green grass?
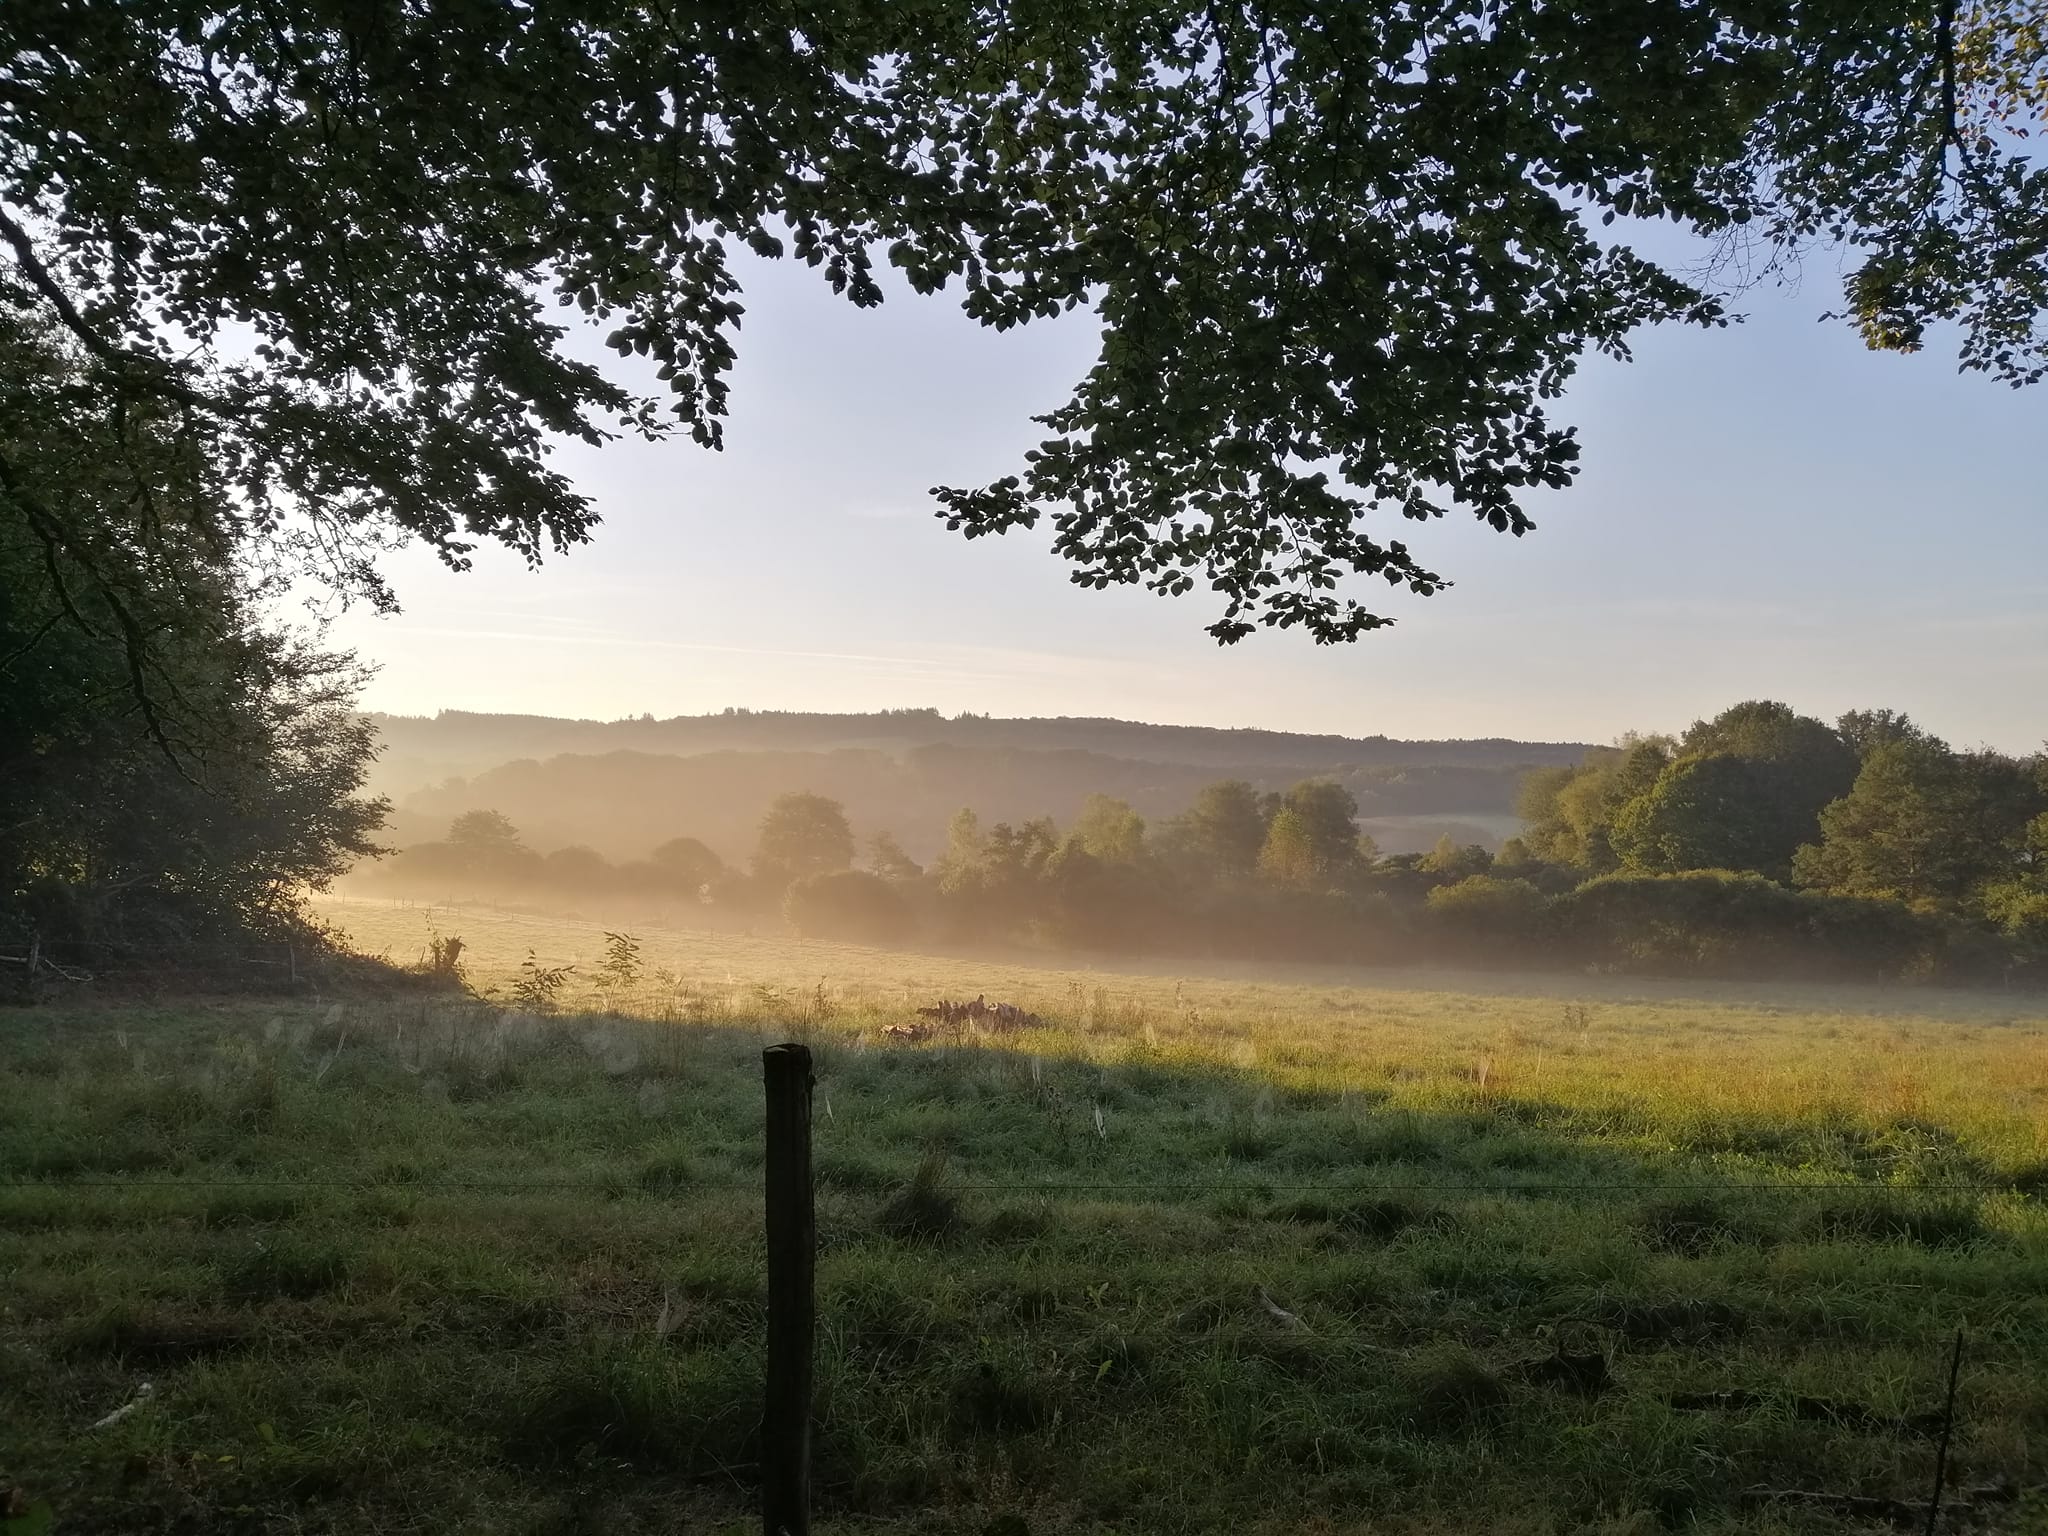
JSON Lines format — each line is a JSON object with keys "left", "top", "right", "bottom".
{"left": 1, "top": 897, "right": 2046, "bottom": 1533}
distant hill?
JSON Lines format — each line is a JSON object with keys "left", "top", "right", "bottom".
{"left": 369, "top": 710, "right": 1591, "bottom": 862}
{"left": 367, "top": 708, "right": 1588, "bottom": 798}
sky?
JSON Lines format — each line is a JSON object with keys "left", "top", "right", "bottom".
{"left": 328, "top": 236, "right": 2048, "bottom": 755}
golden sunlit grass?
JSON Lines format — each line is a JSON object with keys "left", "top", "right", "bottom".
{"left": 325, "top": 894, "right": 2048, "bottom": 1179}
{"left": 2, "top": 895, "right": 2044, "bottom": 1535}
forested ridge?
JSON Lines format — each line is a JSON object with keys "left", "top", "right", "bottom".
{"left": 365, "top": 708, "right": 1588, "bottom": 800}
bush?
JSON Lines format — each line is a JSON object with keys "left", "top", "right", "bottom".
{"left": 1557, "top": 869, "right": 1950, "bottom": 980}
{"left": 1423, "top": 875, "right": 1550, "bottom": 953}
{"left": 1181, "top": 885, "right": 1409, "bottom": 964}
{"left": 783, "top": 869, "right": 914, "bottom": 945}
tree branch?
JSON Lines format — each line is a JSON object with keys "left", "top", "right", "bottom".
{"left": 0, "top": 444, "right": 185, "bottom": 762}
{"left": 1938, "top": 0, "right": 1961, "bottom": 156}
{"left": 0, "top": 203, "right": 207, "bottom": 406}
{"left": 0, "top": 610, "right": 61, "bottom": 676}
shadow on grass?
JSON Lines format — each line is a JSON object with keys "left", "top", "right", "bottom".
{"left": 1, "top": 999, "right": 2042, "bottom": 1534}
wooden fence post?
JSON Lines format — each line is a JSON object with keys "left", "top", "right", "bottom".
{"left": 762, "top": 1043, "right": 815, "bottom": 1536}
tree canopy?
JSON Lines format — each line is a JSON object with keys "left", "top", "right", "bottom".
{"left": 0, "top": 317, "right": 385, "bottom": 966}
{"left": 4, "top": 0, "right": 2045, "bottom": 652}
{"left": 1793, "top": 737, "right": 2044, "bottom": 907}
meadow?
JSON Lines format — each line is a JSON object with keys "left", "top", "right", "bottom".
{"left": 3, "top": 896, "right": 2046, "bottom": 1535}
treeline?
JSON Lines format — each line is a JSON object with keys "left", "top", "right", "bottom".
{"left": 383, "top": 744, "right": 1532, "bottom": 864}
{"left": 1513, "top": 702, "right": 2045, "bottom": 942}
{"left": 358, "top": 700, "right": 2048, "bottom": 985}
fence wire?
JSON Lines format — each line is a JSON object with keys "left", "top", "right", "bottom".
{"left": 0, "top": 1173, "right": 2028, "bottom": 1197}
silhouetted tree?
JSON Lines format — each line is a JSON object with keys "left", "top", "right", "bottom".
{"left": 1, "top": 316, "right": 387, "bottom": 967}
{"left": 448, "top": 811, "right": 524, "bottom": 854}
{"left": 1168, "top": 779, "right": 1270, "bottom": 879}
{"left": 649, "top": 836, "right": 725, "bottom": 895}
{"left": 753, "top": 792, "right": 855, "bottom": 892}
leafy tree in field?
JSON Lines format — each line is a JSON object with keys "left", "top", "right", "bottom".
{"left": 1257, "top": 809, "right": 1321, "bottom": 888}
{"left": 1421, "top": 834, "right": 1494, "bottom": 880}
{"left": 1519, "top": 739, "right": 1672, "bottom": 871}
{"left": 985, "top": 820, "right": 1063, "bottom": 887}
{"left": 1071, "top": 795, "right": 1146, "bottom": 864}
{"left": 932, "top": 809, "right": 987, "bottom": 894}
{"left": 436, "top": 809, "right": 539, "bottom": 885}
{"left": 1679, "top": 701, "right": 1860, "bottom": 828}
{"left": 1680, "top": 701, "right": 1841, "bottom": 764}
{"left": 1516, "top": 766, "right": 1585, "bottom": 863}
{"left": 1494, "top": 836, "right": 1539, "bottom": 871}
{"left": 6, "top": 2, "right": 2046, "bottom": 663}
{"left": 863, "top": 831, "right": 924, "bottom": 884}
{"left": 649, "top": 836, "right": 725, "bottom": 895}
{"left": 448, "top": 812, "right": 524, "bottom": 855}
{"left": 1572, "top": 704, "right": 1858, "bottom": 881}
{"left": 1609, "top": 754, "right": 1794, "bottom": 876}
{"left": 1272, "top": 780, "right": 1370, "bottom": 883}
{"left": 1792, "top": 739, "right": 2045, "bottom": 907}
{"left": 936, "top": 816, "right": 1061, "bottom": 938}
{"left": 752, "top": 792, "right": 855, "bottom": 892}
{"left": 1981, "top": 801, "right": 2048, "bottom": 947}
{"left": 1167, "top": 780, "right": 1271, "bottom": 880}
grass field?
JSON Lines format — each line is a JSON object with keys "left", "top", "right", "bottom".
{"left": 4, "top": 896, "right": 2047, "bottom": 1534}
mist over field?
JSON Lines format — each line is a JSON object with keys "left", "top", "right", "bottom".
{"left": 343, "top": 700, "right": 2048, "bottom": 993}
{"left": 361, "top": 706, "right": 1571, "bottom": 864}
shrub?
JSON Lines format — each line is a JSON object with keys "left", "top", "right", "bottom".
{"left": 1557, "top": 869, "right": 1949, "bottom": 980}
{"left": 1423, "top": 875, "right": 1550, "bottom": 953}
{"left": 510, "top": 951, "right": 574, "bottom": 1011}
{"left": 783, "top": 869, "right": 914, "bottom": 945}
{"left": 419, "top": 930, "right": 467, "bottom": 986}
{"left": 594, "top": 930, "right": 642, "bottom": 997}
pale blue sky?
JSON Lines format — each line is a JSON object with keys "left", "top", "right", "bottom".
{"left": 331, "top": 240, "right": 2048, "bottom": 754}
